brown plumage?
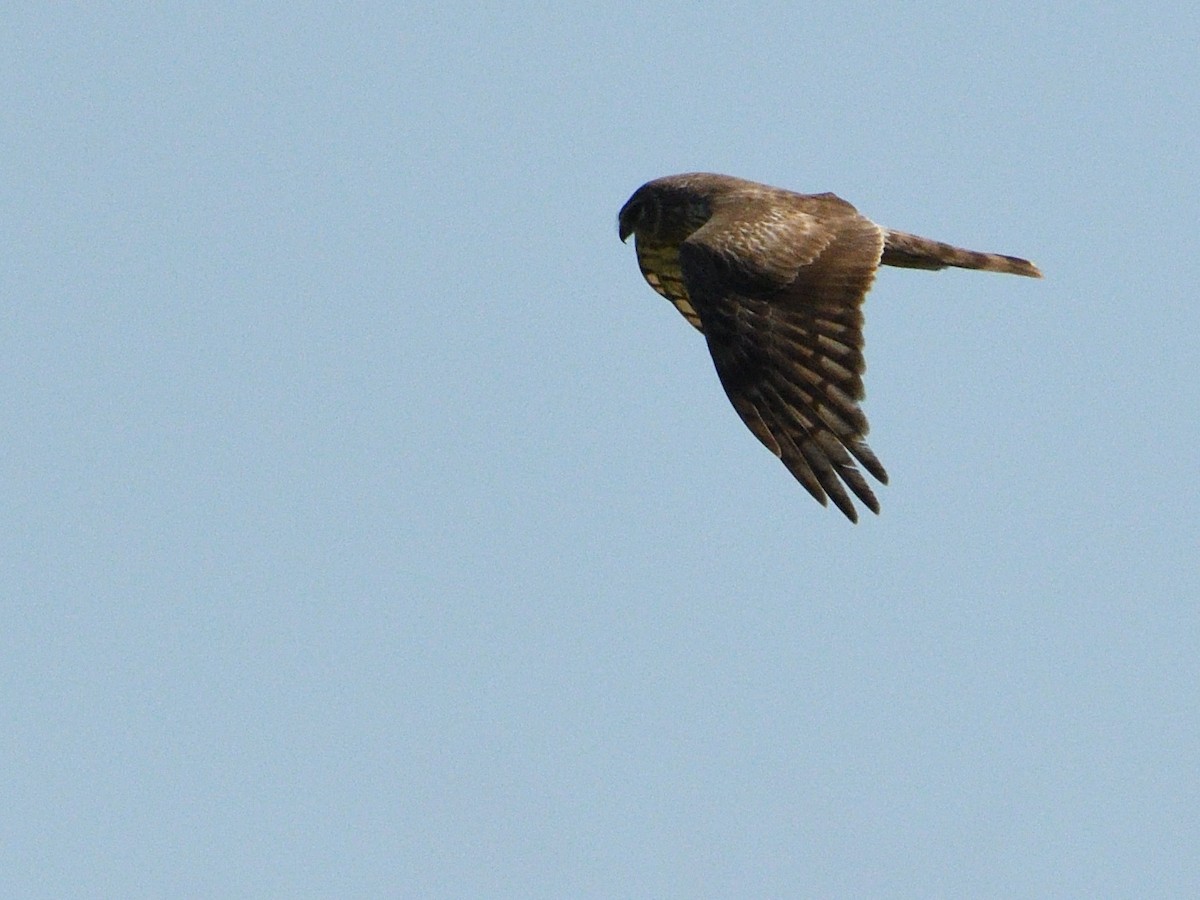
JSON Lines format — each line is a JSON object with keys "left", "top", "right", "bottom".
{"left": 617, "top": 172, "right": 1041, "bottom": 522}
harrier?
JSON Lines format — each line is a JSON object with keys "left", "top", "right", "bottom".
{"left": 618, "top": 172, "right": 1041, "bottom": 522}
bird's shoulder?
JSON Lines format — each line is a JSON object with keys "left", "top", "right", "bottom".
{"left": 681, "top": 189, "right": 862, "bottom": 289}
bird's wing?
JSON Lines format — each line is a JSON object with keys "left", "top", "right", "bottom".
{"left": 679, "top": 195, "right": 888, "bottom": 521}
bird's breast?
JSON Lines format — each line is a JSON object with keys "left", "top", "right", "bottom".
{"left": 635, "top": 238, "right": 704, "bottom": 331}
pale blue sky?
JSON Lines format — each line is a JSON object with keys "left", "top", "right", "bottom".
{"left": 3, "top": 3, "right": 1198, "bottom": 897}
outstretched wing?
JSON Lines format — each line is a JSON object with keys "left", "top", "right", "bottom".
{"left": 679, "top": 195, "right": 888, "bottom": 522}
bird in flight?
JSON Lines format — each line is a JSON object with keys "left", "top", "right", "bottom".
{"left": 618, "top": 172, "right": 1041, "bottom": 522}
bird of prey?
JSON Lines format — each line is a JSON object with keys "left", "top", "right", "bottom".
{"left": 617, "top": 172, "right": 1041, "bottom": 522}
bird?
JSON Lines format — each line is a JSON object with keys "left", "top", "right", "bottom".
{"left": 617, "top": 172, "right": 1041, "bottom": 522}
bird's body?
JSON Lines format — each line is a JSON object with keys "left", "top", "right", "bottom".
{"left": 617, "top": 172, "right": 1041, "bottom": 522}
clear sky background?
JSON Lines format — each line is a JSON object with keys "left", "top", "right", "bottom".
{"left": 3, "top": 3, "right": 1198, "bottom": 897}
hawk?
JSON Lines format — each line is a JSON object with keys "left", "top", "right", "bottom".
{"left": 618, "top": 172, "right": 1041, "bottom": 522}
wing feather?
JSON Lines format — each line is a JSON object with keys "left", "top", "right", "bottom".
{"left": 679, "top": 195, "right": 888, "bottom": 521}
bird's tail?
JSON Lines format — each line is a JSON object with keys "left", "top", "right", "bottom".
{"left": 881, "top": 229, "right": 1042, "bottom": 278}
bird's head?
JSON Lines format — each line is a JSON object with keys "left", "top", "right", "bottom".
{"left": 618, "top": 176, "right": 714, "bottom": 243}
{"left": 617, "top": 185, "right": 652, "bottom": 242}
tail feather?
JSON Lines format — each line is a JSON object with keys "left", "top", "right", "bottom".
{"left": 881, "top": 229, "right": 1042, "bottom": 278}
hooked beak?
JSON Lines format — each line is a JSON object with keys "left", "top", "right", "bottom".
{"left": 617, "top": 196, "right": 638, "bottom": 242}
